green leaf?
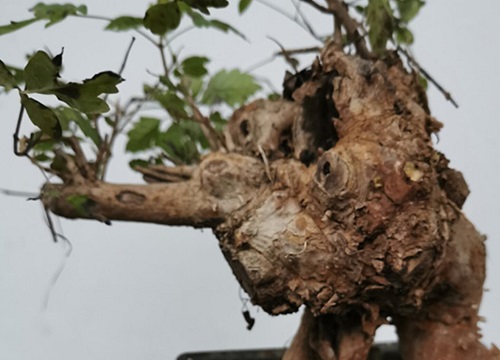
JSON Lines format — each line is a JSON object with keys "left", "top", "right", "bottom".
{"left": 30, "top": 3, "right": 87, "bottom": 27}
{"left": 0, "top": 19, "right": 39, "bottom": 36}
{"left": 129, "top": 159, "right": 150, "bottom": 170}
{"left": 181, "top": 0, "right": 229, "bottom": 15}
{"left": 208, "top": 19, "right": 246, "bottom": 39}
{"left": 54, "top": 107, "right": 101, "bottom": 145}
{"left": 157, "top": 122, "right": 203, "bottom": 164}
{"left": 50, "top": 152, "right": 68, "bottom": 173}
{"left": 20, "top": 94, "right": 62, "bottom": 139}
{"left": 78, "top": 71, "right": 123, "bottom": 95}
{"left": 189, "top": 76, "right": 204, "bottom": 98}
{"left": 418, "top": 74, "right": 428, "bottom": 90}
{"left": 0, "top": 60, "right": 17, "bottom": 90}
{"left": 395, "top": 25, "right": 414, "bottom": 44}
{"left": 33, "top": 138, "right": 58, "bottom": 152}
{"left": 181, "top": 56, "right": 209, "bottom": 77}
{"left": 34, "top": 153, "right": 52, "bottom": 162}
{"left": 209, "top": 111, "right": 227, "bottom": 132}
{"left": 202, "top": 69, "right": 260, "bottom": 106}
{"left": 126, "top": 117, "right": 161, "bottom": 152}
{"left": 105, "top": 16, "right": 143, "bottom": 31}
{"left": 143, "top": 3, "right": 181, "bottom": 35}
{"left": 0, "top": 3, "right": 87, "bottom": 36}
{"left": 179, "top": 2, "right": 246, "bottom": 39}
{"left": 24, "top": 50, "right": 61, "bottom": 91}
{"left": 395, "top": 0, "right": 425, "bottom": 23}
{"left": 154, "top": 91, "right": 189, "bottom": 120}
{"left": 238, "top": 0, "right": 252, "bottom": 14}
{"left": 354, "top": 5, "right": 365, "bottom": 15}
{"left": 49, "top": 71, "right": 123, "bottom": 114}
{"left": 3, "top": 65, "right": 24, "bottom": 91}
{"left": 366, "top": 0, "right": 394, "bottom": 56}
{"left": 24, "top": 51, "right": 122, "bottom": 113}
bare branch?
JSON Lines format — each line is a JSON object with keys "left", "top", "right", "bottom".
{"left": 42, "top": 181, "right": 223, "bottom": 228}
{"left": 301, "top": 0, "right": 372, "bottom": 58}
{"left": 135, "top": 164, "right": 194, "bottom": 183}
{"left": 291, "top": 0, "right": 320, "bottom": 39}
{"left": 186, "top": 95, "right": 226, "bottom": 151}
{"left": 0, "top": 188, "right": 39, "bottom": 198}
{"left": 13, "top": 105, "right": 28, "bottom": 156}
{"left": 255, "top": 0, "right": 323, "bottom": 41}
{"left": 118, "top": 37, "right": 136, "bottom": 77}
{"left": 398, "top": 47, "right": 459, "bottom": 108}
{"left": 64, "top": 136, "right": 96, "bottom": 181}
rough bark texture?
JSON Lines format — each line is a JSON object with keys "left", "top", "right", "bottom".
{"left": 42, "top": 44, "right": 498, "bottom": 359}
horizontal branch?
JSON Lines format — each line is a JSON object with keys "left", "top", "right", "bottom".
{"left": 41, "top": 181, "right": 223, "bottom": 228}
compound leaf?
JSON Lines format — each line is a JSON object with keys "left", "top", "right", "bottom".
{"left": 202, "top": 69, "right": 260, "bottom": 106}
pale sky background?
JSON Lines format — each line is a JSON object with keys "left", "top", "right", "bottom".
{"left": 0, "top": 1, "right": 499, "bottom": 359}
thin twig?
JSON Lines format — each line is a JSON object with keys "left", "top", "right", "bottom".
{"left": 65, "top": 136, "right": 95, "bottom": 180}
{"left": 0, "top": 188, "right": 39, "bottom": 198}
{"left": 255, "top": 0, "right": 323, "bottom": 42}
{"left": 118, "top": 37, "right": 136, "bottom": 76}
{"left": 99, "top": 97, "right": 149, "bottom": 180}
{"left": 44, "top": 205, "right": 59, "bottom": 243}
{"left": 244, "top": 46, "right": 321, "bottom": 73}
{"left": 333, "top": 13, "right": 343, "bottom": 47}
{"left": 135, "top": 165, "right": 193, "bottom": 183}
{"left": 27, "top": 155, "right": 52, "bottom": 181}
{"left": 169, "top": 26, "right": 196, "bottom": 43}
{"left": 301, "top": 0, "right": 332, "bottom": 13}
{"left": 277, "top": 46, "right": 322, "bottom": 56}
{"left": 268, "top": 37, "right": 299, "bottom": 73}
{"left": 398, "top": 47, "right": 459, "bottom": 108}
{"left": 244, "top": 56, "right": 277, "bottom": 73}
{"left": 301, "top": 0, "right": 372, "bottom": 58}
{"left": 148, "top": 164, "right": 195, "bottom": 178}
{"left": 13, "top": 105, "right": 27, "bottom": 156}
{"left": 40, "top": 215, "right": 73, "bottom": 310}
{"left": 158, "top": 38, "right": 170, "bottom": 77}
{"left": 257, "top": 144, "right": 273, "bottom": 182}
{"left": 290, "top": 0, "right": 320, "bottom": 39}
{"left": 74, "top": 14, "right": 157, "bottom": 46}
{"left": 186, "top": 95, "right": 226, "bottom": 151}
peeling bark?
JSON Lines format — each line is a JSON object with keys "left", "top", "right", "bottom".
{"left": 41, "top": 46, "right": 498, "bottom": 359}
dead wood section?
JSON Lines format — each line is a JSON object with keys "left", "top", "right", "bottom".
{"left": 41, "top": 45, "right": 499, "bottom": 360}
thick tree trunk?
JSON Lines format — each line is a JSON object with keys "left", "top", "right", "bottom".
{"left": 41, "top": 45, "right": 499, "bottom": 359}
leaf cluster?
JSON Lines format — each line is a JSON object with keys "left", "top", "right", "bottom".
{"left": 356, "top": 0, "right": 425, "bottom": 56}
{"left": 0, "top": 1, "right": 261, "bottom": 176}
{"left": 127, "top": 58, "right": 260, "bottom": 165}
{"left": 1, "top": 50, "right": 122, "bottom": 144}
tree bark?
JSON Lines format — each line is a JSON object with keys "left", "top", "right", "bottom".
{"left": 41, "top": 45, "right": 499, "bottom": 359}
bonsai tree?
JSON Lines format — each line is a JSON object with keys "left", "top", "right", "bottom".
{"left": 1, "top": 1, "right": 498, "bottom": 359}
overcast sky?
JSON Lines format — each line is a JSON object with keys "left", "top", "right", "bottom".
{"left": 1, "top": 1, "right": 499, "bottom": 359}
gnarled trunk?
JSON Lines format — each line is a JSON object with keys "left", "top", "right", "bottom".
{"left": 42, "top": 45, "right": 499, "bottom": 359}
